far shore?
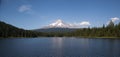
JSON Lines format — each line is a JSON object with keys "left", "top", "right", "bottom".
{"left": 0, "top": 36, "right": 120, "bottom": 39}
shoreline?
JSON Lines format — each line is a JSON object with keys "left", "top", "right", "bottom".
{"left": 0, "top": 36, "right": 120, "bottom": 39}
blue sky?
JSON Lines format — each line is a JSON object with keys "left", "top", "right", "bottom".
{"left": 0, "top": 0, "right": 120, "bottom": 30}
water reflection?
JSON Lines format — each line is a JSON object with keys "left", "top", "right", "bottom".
{"left": 52, "top": 37, "right": 63, "bottom": 57}
{"left": 78, "top": 38, "right": 90, "bottom": 56}
{"left": 0, "top": 38, "right": 120, "bottom": 57}
{"left": 104, "top": 39, "right": 120, "bottom": 57}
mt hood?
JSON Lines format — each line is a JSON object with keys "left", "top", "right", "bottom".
{"left": 45, "top": 19, "right": 72, "bottom": 28}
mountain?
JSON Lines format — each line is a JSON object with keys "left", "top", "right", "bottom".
{"left": 44, "top": 19, "right": 72, "bottom": 28}
{"left": 33, "top": 19, "right": 78, "bottom": 33}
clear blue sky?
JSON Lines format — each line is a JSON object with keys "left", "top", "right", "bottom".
{"left": 0, "top": 0, "right": 120, "bottom": 30}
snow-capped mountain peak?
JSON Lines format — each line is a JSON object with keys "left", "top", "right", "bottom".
{"left": 46, "top": 19, "right": 71, "bottom": 28}
{"left": 49, "top": 19, "right": 63, "bottom": 26}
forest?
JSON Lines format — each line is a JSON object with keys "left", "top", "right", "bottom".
{"left": 0, "top": 21, "right": 47, "bottom": 38}
{"left": 44, "top": 20, "right": 120, "bottom": 38}
{"left": 69, "top": 20, "right": 120, "bottom": 38}
{"left": 0, "top": 20, "right": 120, "bottom": 38}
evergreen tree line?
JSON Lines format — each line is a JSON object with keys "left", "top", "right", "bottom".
{"left": 0, "top": 20, "right": 120, "bottom": 38}
{"left": 45, "top": 20, "right": 120, "bottom": 38}
{"left": 64, "top": 20, "right": 120, "bottom": 38}
{"left": 0, "top": 21, "right": 47, "bottom": 38}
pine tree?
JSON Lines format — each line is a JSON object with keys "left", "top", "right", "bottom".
{"left": 107, "top": 20, "right": 114, "bottom": 28}
{"left": 102, "top": 24, "right": 105, "bottom": 28}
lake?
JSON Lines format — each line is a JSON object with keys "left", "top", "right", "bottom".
{"left": 0, "top": 37, "right": 120, "bottom": 57}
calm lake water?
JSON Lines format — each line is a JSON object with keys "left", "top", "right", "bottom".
{"left": 0, "top": 37, "right": 120, "bottom": 57}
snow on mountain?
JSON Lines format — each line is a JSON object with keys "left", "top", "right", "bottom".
{"left": 34, "top": 19, "right": 77, "bottom": 32}
{"left": 33, "top": 19, "right": 90, "bottom": 32}
{"left": 44, "top": 19, "right": 72, "bottom": 28}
